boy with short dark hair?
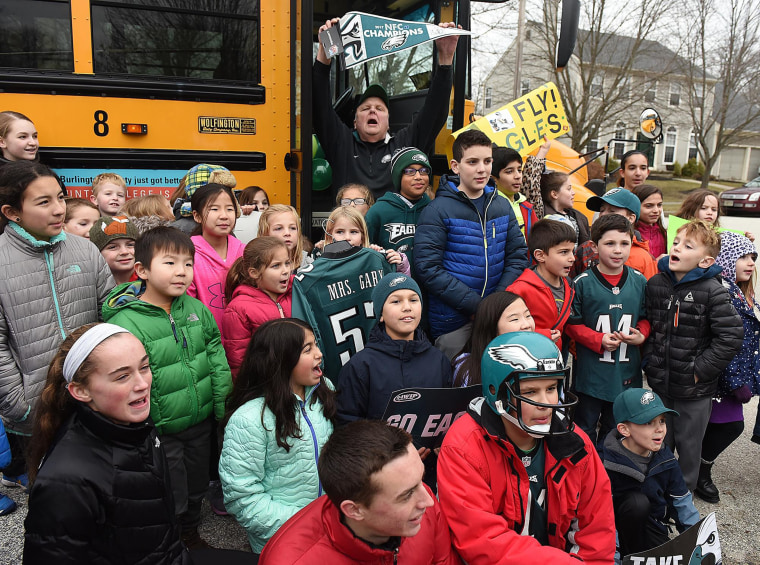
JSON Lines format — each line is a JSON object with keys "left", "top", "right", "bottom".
{"left": 90, "top": 172, "right": 127, "bottom": 217}
{"left": 437, "top": 332, "right": 615, "bottom": 563}
{"left": 492, "top": 147, "right": 538, "bottom": 239}
{"left": 103, "top": 226, "right": 232, "bottom": 549}
{"left": 573, "top": 188, "right": 658, "bottom": 279}
{"left": 365, "top": 147, "right": 432, "bottom": 273}
{"left": 414, "top": 130, "right": 528, "bottom": 357}
{"left": 601, "top": 388, "right": 699, "bottom": 556}
{"left": 507, "top": 218, "right": 576, "bottom": 349}
{"left": 565, "top": 214, "right": 650, "bottom": 444}
{"left": 337, "top": 273, "right": 452, "bottom": 423}
{"left": 645, "top": 220, "right": 743, "bottom": 491}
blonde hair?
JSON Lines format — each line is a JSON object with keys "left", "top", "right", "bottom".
{"left": 121, "top": 194, "right": 174, "bottom": 221}
{"left": 225, "top": 236, "right": 288, "bottom": 303}
{"left": 92, "top": 172, "right": 127, "bottom": 195}
{"left": 325, "top": 206, "right": 370, "bottom": 247}
{"left": 335, "top": 183, "right": 375, "bottom": 208}
{"left": 258, "top": 204, "right": 304, "bottom": 270}
{"left": 675, "top": 219, "right": 721, "bottom": 258}
{"left": 63, "top": 197, "right": 98, "bottom": 222}
{"left": 0, "top": 111, "right": 34, "bottom": 139}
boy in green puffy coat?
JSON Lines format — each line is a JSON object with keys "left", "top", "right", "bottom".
{"left": 103, "top": 226, "right": 232, "bottom": 550}
{"left": 365, "top": 147, "right": 432, "bottom": 276}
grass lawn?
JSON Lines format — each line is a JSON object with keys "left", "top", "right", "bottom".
{"left": 653, "top": 179, "right": 741, "bottom": 214}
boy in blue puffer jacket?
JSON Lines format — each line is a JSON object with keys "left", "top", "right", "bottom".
{"left": 414, "top": 130, "right": 528, "bottom": 358}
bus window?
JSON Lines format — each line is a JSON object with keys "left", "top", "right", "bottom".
{"left": 0, "top": 0, "right": 73, "bottom": 71}
{"left": 91, "top": 0, "right": 260, "bottom": 82}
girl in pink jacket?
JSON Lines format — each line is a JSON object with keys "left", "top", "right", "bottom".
{"left": 222, "top": 237, "right": 294, "bottom": 377}
{"left": 188, "top": 183, "right": 246, "bottom": 337}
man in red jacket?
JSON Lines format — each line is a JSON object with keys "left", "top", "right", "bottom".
{"left": 259, "top": 421, "right": 461, "bottom": 564}
{"left": 437, "top": 332, "right": 616, "bottom": 564}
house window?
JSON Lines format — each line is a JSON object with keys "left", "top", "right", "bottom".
{"left": 664, "top": 126, "right": 677, "bottom": 164}
{"left": 619, "top": 77, "right": 631, "bottom": 100}
{"left": 669, "top": 83, "right": 681, "bottom": 106}
{"left": 694, "top": 83, "right": 704, "bottom": 106}
{"left": 645, "top": 81, "right": 657, "bottom": 103}
{"left": 485, "top": 87, "right": 492, "bottom": 109}
{"left": 591, "top": 74, "right": 603, "bottom": 98}
{"left": 521, "top": 80, "right": 530, "bottom": 96}
{"left": 587, "top": 129, "right": 599, "bottom": 153}
{"left": 613, "top": 122, "right": 626, "bottom": 159}
{"left": 689, "top": 130, "right": 699, "bottom": 161}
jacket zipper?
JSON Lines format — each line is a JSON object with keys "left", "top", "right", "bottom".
{"left": 168, "top": 311, "right": 196, "bottom": 419}
{"left": 472, "top": 190, "right": 495, "bottom": 297}
{"left": 300, "top": 390, "right": 323, "bottom": 496}
{"left": 393, "top": 547, "right": 399, "bottom": 564}
{"left": 44, "top": 249, "right": 67, "bottom": 339}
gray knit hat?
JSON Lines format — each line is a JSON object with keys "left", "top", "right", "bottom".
{"left": 372, "top": 273, "right": 422, "bottom": 319}
{"left": 390, "top": 147, "right": 431, "bottom": 192}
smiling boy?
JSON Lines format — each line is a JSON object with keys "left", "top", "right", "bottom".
{"left": 89, "top": 215, "right": 139, "bottom": 285}
{"left": 600, "top": 388, "right": 699, "bottom": 556}
{"left": 437, "top": 332, "right": 615, "bottom": 564}
{"left": 103, "top": 226, "right": 232, "bottom": 549}
{"left": 415, "top": 130, "right": 528, "bottom": 355}
{"left": 90, "top": 173, "right": 127, "bottom": 217}
{"left": 565, "top": 214, "right": 650, "bottom": 445}
{"left": 644, "top": 219, "right": 743, "bottom": 491}
{"left": 508, "top": 218, "right": 577, "bottom": 350}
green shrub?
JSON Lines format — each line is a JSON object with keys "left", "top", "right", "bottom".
{"left": 682, "top": 158, "right": 698, "bottom": 178}
{"left": 672, "top": 161, "right": 682, "bottom": 177}
{"left": 606, "top": 157, "right": 620, "bottom": 174}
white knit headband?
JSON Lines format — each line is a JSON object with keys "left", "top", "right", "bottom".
{"left": 62, "top": 324, "right": 131, "bottom": 383}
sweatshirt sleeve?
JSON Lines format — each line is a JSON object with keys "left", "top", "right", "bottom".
{"left": 521, "top": 156, "right": 545, "bottom": 219}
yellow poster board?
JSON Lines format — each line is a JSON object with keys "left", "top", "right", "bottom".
{"left": 447, "top": 82, "right": 570, "bottom": 160}
{"left": 666, "top": 215, "right": 743, "bottom": 250}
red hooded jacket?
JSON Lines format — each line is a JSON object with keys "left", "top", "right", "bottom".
{"left": 437, "top": 399, "right": 616, "bottom": 565}
{"left": 259, "top": 488, "right": 462, "bottom": 565}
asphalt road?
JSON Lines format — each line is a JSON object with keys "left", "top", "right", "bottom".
{"left": 2, "top": 214, "right": 760, "bottom": 563}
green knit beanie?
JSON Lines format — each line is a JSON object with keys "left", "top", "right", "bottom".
{"left": 390, "top": 147, "right": 431, "bottom": 192}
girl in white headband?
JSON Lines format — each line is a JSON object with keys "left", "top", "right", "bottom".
{"left": 23, "top": 323, "right": 188, "bottom": 564}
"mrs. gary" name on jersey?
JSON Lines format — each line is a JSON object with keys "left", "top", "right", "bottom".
{"left": 326, "top": 269, "right": 385, "bottom": 301}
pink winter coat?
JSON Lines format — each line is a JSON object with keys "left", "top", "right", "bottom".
{"left": 188, "top": 235, "right": 245, "bottom": 338}
{"left": 221, "top": 277, "right": 294, "bottom": 378}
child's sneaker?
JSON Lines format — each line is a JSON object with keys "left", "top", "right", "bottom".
{"left": 0, "top": 494, "right": 17, "bottom": 516}
{"left": 1, "top": 473, "right": 29, "bottom": 492}
{"left": 207, "top": 480, "right": 228, "bottom": 516}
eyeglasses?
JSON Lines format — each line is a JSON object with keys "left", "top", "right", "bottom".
{"left": 340, "top": 198, "right": 367, "bottom": 206}
{"left": 402, "top": 167, "right": 431, "bottom": 177}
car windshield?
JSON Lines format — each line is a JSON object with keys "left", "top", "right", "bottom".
{"left": 746, "top": 176, "right": 760, "bottom": 188}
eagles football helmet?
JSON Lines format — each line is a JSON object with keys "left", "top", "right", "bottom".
{"left": 481, "top": 332, "right": 577, "bottom": 438}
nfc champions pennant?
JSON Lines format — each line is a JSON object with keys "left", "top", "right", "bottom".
{"left": 336, "top": 12, "right": 470, "bottom": 69}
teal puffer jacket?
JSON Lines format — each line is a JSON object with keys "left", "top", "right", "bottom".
{"left": 102, "top": 281, "right": 232, "bottom": 434}
{"left": 219, "top": 382, "right": 334, "bottom": 553}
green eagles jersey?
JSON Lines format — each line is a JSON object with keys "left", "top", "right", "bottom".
{"left": 292, "top": 246, "right": 394, "bottom": 382}
{"left": 569, "top": 266, "right": 647, "bottom": 401}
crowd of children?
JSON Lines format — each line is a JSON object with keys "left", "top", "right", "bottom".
{"left": 0, "top": 85, "right": 758, "bottom": 565}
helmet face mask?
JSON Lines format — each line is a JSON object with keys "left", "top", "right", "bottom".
{"left": 482, "top": 332, "right": 578, "bottom": 438}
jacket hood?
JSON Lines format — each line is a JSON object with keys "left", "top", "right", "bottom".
{"left": 374, "top": 190, "right": 431, "bottom": 212}
{"left": 103, "top": 280, "right": 148, "bottom": 320}
{"left": 466, "top": 396, "right": 586, "bottom": 461}
{"left": 657, "top": 255, "right": 723, "bottom": 285}
{"left": 365, "top": 323, "right": 433, "bottom": 359}
{"left": 716, "top": 231, "right": 757, "bottom": 283}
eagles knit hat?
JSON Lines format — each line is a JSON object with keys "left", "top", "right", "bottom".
{"left": 89, "top": 215, "right": 139, "bottom": 251}
{"left": 391, "top": 147, "right": 431, "bottom": 192}
{"left": 357, "top": 84, "right": 390, "bottom": 109}
{"left": 613, "top": 388, "right": 678, "bottom": 425}
{"left": 586, "top": 187, "right": 641, "bottom": 221}
{"left": 372, "top": 273, "right": 422, "bottom": 319}
{"left": 183, "top": 164, "right": 230, "bottom": 198}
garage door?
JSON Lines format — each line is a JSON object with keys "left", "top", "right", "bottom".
{"left": 748, "top": 148, "right": 760, "bottom": 182}
{"left": 719, "top": 148, "right": 747, "bottom": 180}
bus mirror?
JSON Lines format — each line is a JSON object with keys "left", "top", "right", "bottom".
{"left": 555, "top": 0, "right": 580, "bottom": 70}
{"left": 639, "top": 108, "right": 663, "bottom": 142}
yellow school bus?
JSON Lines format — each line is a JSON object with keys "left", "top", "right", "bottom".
{"left": 0, "top": 0, "right": 495, "bottom": 235}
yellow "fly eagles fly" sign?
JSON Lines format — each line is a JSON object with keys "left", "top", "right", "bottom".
{"left": 448, "top": 82, "right": 569, "bottom": 159}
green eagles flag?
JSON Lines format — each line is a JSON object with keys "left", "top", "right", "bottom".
{"left": 340, "top": 11, "right": 470, "bottom": 69}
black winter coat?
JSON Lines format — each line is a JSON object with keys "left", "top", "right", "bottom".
{"left": 24, "top": 405, "right": 189, "bottom": 565}
{"left": 643, "top": 258, "right": 743, "bottom": 399}
{"left": 336, "top": 324, "right": 453, "bottom": 424}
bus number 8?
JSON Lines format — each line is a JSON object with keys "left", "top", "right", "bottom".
{"left": 94, "top": 110, "right": 109, "bottom": 137}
